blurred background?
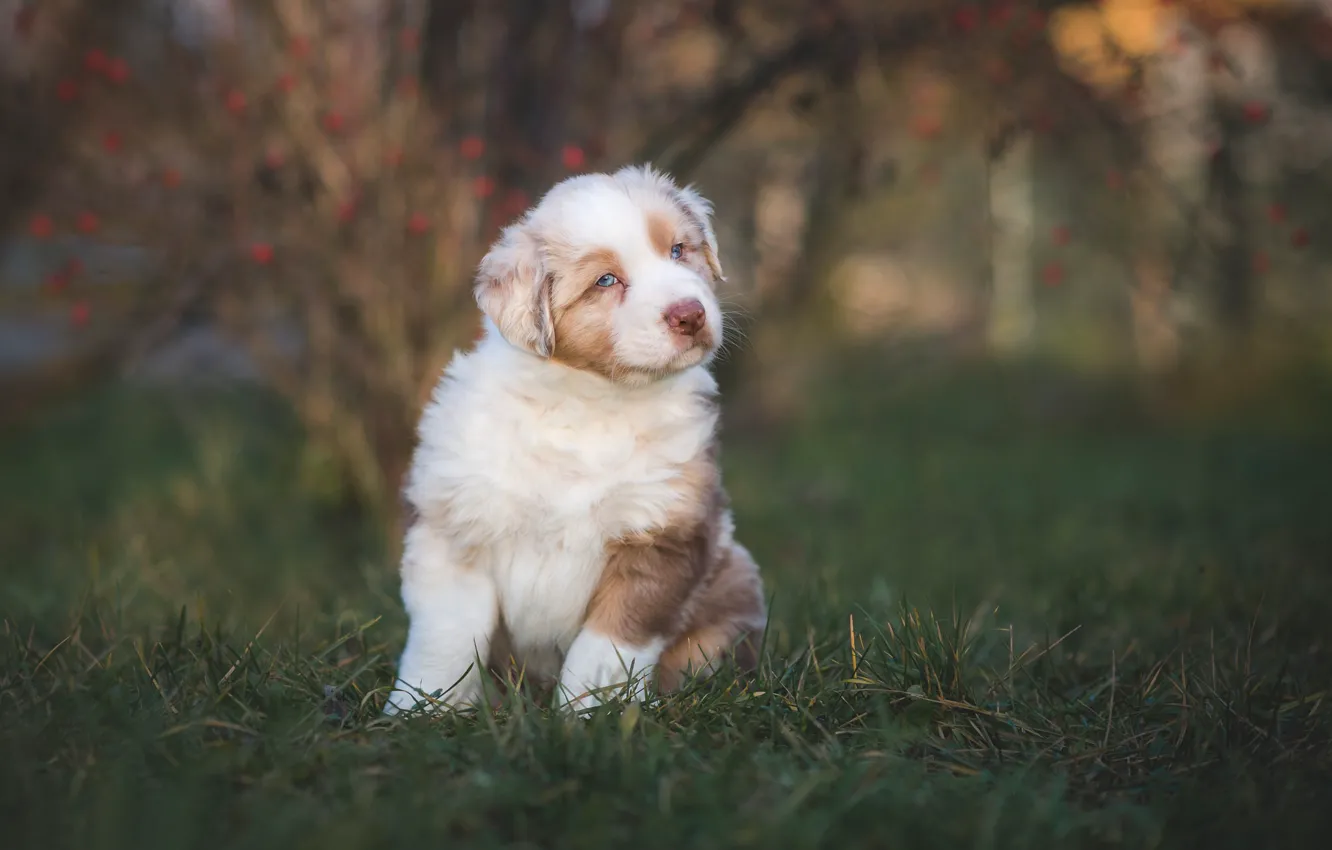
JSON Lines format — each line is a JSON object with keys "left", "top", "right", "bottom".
{"left": 3, "top": 0, "right": 1332, "bottom": 638}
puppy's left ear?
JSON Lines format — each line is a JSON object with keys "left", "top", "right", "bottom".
{"left": 474, "top": 222, "right": 555, "bottom": 356}
{"left": 674, "top": 185, "right": 725, "bottom": 285}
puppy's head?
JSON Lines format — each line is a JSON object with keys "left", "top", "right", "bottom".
{"left": 474, "top": 165, "right": 725, "bottom": 383}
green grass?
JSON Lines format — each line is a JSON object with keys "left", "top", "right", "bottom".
{"left": 3, "top": 349, "right": 1331, "bottom": 849}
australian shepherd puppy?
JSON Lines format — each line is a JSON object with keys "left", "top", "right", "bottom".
{"left": 384, "top": 165, "right": 767, "bottom": 715}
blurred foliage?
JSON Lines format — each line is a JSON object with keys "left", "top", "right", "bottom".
{"left": 2, "top": 0, "right": 1331, "bottom": 516}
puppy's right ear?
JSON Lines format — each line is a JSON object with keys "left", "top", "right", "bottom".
{"left": 674, "top": 183, "right": 726, "bottom": 286}
{"left": 474, "top": 223, "right": 555, "bottom": 356}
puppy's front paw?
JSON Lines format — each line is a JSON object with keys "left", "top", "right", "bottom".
{"left": 556, "top": 630, "right": 661, "bottom": 717}
{"left": 382, "top": 679, "right": 482, "bottom": 717}
{"left": 555, "top": 686, "right": 605, "bottom": 716}
{"left": 555, "top": 677, "right": 651, "bottom": 716}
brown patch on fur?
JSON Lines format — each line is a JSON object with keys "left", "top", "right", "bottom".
{"left": 585, "top": 445, "right": 721, "bottom": 644}
{"left": 657, "top": 542, "right": 765, "bottom": 691}
{"left": 647, "top": 210, "right": 677, "bottom": 257}
{"left": 582, "top": 434, "right": 766, "bottom": 686}
{"left": 587, "top": 519, "right": 713, "bottom": 645}
{"left": 699, "top": 244, "right": 725, "bottom": 288}
{"left": 647, "top": 200, "right": 721, "bottom": 289}
{"left": 670, "top": 191, "right": 725, "bottom": 287}
{"left": 547, "top": 247, "right": 624, "bottom": 378}
{"left": 549, "top": 247, "right": 625, "bottom": 308}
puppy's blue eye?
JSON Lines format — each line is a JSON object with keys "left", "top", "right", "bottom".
{"left": 670, "top": 243, "right": 684, "bottom": 260}
{"left": 596, "top": 273, "right": 618, "bottom": 288}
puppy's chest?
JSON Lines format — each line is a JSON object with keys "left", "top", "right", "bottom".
{"left": 453, "top": 412, "right": 703, "bottom": 655}
{"left": 460, "top": 414, "right": 701, "bottom": 541}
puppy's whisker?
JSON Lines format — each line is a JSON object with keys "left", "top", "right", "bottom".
{"left": 720, "top": 306, "right": 755, "bottom": 327}
{"left": 720, "top": 325, "right": 751, "bottom": 351}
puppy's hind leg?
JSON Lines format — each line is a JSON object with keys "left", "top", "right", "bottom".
{"left": 385, "top": 522, "right": 497, "bottom": 715}
{"left": 657, "top": 542, "right": 767, "bottom": 693}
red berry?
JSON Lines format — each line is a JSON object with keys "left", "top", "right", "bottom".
{"left": 910, "top": 115, "right": 942, "bottom": 139}
{"left": 56, "top": 79, "right": 79, "bottom": 102}
{"left": 951, "top": 6, "right": 979, "bottom": 33}
{"left": 384, "top": 147, "right": 403, "bottom": 167}
{"left": 277, "top": 74, "right": 296, "bottom": 93}
{"left": 225, "top": 89, "right": 246, "bottom": 114}
{"left": 472, "top": 175, "right": 495, "bottom": 199}
{"left": 407, "top": 212, "right": 431, "bottom": 234}
{"left": 322, "top": 112, "right": 345, "bottom": 133}
{"left": 84, "top": 49, "right": 108, "bottom": 73}
{"left": 1291, "top": 228, "right": 1310, "bottom": 249}
{"left": 250, "top": 243, "right": 274, "bottom": 265}
{"left": 106, "top": 57, "right": 129, "bottom": 84}
{"left": 44, "top": 271, "right": 69, "bottom": 294}
{"left": 1051, "top": 225, "right": 1071, "bottom": 246}
{"left": 400, "top": 28, "right": 420, "bottom": 50}
{"left": 459, "top": 136, "right": 484, "bottom": 160}
{"left": 76, "top": 212, "right": 99, "bottom": 234}
{"left": 1267, "top": 203, "right": 1287, "bottom": 224}
{"left": 289, "top": 37, "right": 310, "bottom": 60}
{"left": 397, "top": 76, "right": 418, "bottom": 97}
{"left": 561, "top": 144, "right": 585, "bottom": 170}
{"left": 162, "top": 168, "right": 182, "bottom": 188}
{"left": 337, "top": 200, "right": 357, "bottom": 223}
{"left": 1242, "top": 101, "right": 1269, "bottom": 125}
{"left": 101, "top": 131, "right": 122, "bottom": 153}
{"left": 69, "top": 301, "right": 91, "bottom": 328}
{"left": 1041, "top": 262, "right": 1064, "bottom": 287}
{"left": 988, "top": 3, "right": 1013, "bottom": 27}
{"left": 29, "top": 214, "right": 53, "bottom": 239}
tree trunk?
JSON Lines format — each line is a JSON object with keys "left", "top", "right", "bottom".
{"left": 985, "top": 128, "right": 1036, "bottom": 353}
{"left": 1130, "top": 15, "right": 1212, "bottom": 370}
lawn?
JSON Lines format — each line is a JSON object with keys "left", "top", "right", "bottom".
{"left": 3, "top": 345, "right": 1331, "bottom": 849}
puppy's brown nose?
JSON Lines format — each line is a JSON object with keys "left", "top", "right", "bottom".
{"left": 664, "top": 299, "right": 706, "bottom": 336}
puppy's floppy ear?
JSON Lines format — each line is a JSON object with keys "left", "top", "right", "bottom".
{"left": 474, "top": 222, "right": 555, "bottom": 356}
{"left": 674, "top": 184, "right": 725, "bottom": 285}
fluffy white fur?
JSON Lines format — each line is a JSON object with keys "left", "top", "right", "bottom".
{"left": 385, "top": 330, "right": 719, "bottom": 714}
{"left": 385, "top": 166, "right": 728, "bottom": 715}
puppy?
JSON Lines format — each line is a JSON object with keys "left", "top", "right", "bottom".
{"left": 384, "top": 165, "right": 766, "bottom": 715}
